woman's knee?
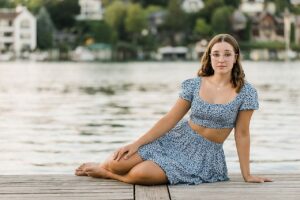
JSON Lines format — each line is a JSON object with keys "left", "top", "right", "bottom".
{"left": 107, "top": 153, "right": 143, "bottom": 174}
{"left": 128, "top": 161, "right": 168, "bottom": 185}
{"left": 107, "top": 159, "right": 127, "bottom": 174}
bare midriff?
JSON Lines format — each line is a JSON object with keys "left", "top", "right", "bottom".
{"left": 188, "top": 120, "right": 232, "bottom": 144}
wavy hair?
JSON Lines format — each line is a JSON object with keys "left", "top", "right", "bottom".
{"left": 198, "top": 34, "right": 245, "bottom": 93}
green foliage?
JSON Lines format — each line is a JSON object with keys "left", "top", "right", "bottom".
{"left": 37, "top": 7, "right": 55, "bottom": 49}
{"left": 164, "top": 0, "right": 187, "bottom": 31}
{"left": 240, "top": 41, "right": 285, "bottom": 50}
{"left": 26, "top": 0, "right": 44, "bottom": 14}
{"left": 0, "top": 0, "right": 13, "bottom": 7}
{"left": 240, "top": 18, "right": 251, "bottom": 41}
{"left": 291, "top": 43, "right": 300, "bottom": 52}
{"left": 204, "top": 0, "right": 225, "bottom": 10}
{"left": 193, "top": 18, "right": 211, "bottom": 37}
{"left": 8, "top": 0, "right": 44, "bottom": 13}
{"left": 223, "top": 0, "right": 240, "bottom": 8}
{"left": 125, "top": 4, "right": 147, "bottom": 34}
{"left": 77, "top": 20, "right": 115, "bottom": 44}
{"left": 104, "top": 1, "right": 127, "bottom": 30}
{"left": 211, "top": 6, "right": 234, "bottom": 34}
{"left": 291, "top": 22, "right": 295, "bottom": 43}
{"left": 132, "top": 0, "right": 169, "bottom": 7}
{"left": 290, "top": 5, "right": 300, "bottom": 14}
{"left": 274, "top": 0, "right": 291, "bottom": 14}
{"left": 0, "top": 0, "right": 45, "bottom": 13}
{"left": 201, "top": 0, "right": 225, "bottom": 22}
{"left": 45, "top": 0, "right": 80, "bottom": 29}
{"left": 144, "top": 5, "right": 164, "bottom": 16}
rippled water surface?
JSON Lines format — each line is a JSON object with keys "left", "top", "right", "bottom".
{"left": 0, "top": 61, "right": 299, "bottom": 174}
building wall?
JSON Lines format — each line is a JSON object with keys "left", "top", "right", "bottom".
{"left": 14, "top": 8, "right": 36, "bottom": 55}
{"left": 78, "top": 0, "right": 102, "bottom": 20}
{"left": 0, "top": 16, "right": 15, "bottom": 51}
{"left": 0, "top": 7, "right": 36, "bottom": 56}
{"left": 240, "top": 0, "right": 264, "bottom": 15}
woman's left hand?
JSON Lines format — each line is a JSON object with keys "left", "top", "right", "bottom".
{"left": 244, "top": 175, "right": 273, "bottom": 183}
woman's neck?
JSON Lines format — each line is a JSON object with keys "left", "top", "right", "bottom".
{"left": 208, "top": 74, "right": 231, "bottom": 87}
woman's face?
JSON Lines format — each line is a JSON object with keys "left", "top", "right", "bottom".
{"left": 210, "top": 42, "right": 237, "bottom": 75}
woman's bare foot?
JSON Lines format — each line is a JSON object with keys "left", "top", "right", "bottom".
{"left": 75, "top": 162, "right": 97, "bottom": 176}
{"left": 85, "top": 164, "right": 110, "bottom": 178}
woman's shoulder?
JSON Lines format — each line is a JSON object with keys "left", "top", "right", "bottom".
{"left": 239, "top": 81, "right": 259, "bottom": 104}
{"left": 181, "top": 76, "right": 200, "bottom": 86}
{"left": 242, "top": 81, "right": 258, "bottom": 94}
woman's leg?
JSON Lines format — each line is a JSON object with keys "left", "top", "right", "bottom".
{"left": 75, "top": 152, "right": 143, "bottom": 176}
{"left": 84, "top": 160, "right": 168, "bottom": 185}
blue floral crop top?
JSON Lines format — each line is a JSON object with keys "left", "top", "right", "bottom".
{"left": 179, "top": 77, "right": 259, "bottom": 129}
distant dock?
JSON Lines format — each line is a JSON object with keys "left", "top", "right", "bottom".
{"left": 0, "top": 174, "right": 299, "bottom": 200}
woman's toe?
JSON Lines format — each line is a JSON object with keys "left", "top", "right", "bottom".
{"left": 75, "top": 169, "right": 87, "bottom": 176}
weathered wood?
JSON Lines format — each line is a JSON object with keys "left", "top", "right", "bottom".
{"left": 135, "top": 185, "right": 170, "bottom": 200}
{"left": 0, "top": 174, "right": 299, "bottom": 200}
{"left": 0, "top": 175, "right": 133, "bottom": 200}
{"left": 168, "top": 174, "right": 300, "bottom": 200}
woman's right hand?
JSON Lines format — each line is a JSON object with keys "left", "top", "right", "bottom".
{"left": 113, "top": 143, "right": 140, "bottom": 161}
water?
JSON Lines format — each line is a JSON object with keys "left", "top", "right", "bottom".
{"left": 0, "top": 61, "right": 299, "bottom": 175}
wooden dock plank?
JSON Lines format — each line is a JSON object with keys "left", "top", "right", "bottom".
{"left": 0, "top": 174, "right": 299, "bottom": 200}
{"left": 0, "top": 175, "right": 133, "bottom": 200}
{"left": 135, "top": 185, "right": 170, "bottom": 200}
{"left": 169, "top": 174, "right": 300, "bottom": 200}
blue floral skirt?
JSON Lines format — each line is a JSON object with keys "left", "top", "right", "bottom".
{"left": 138, "top": 119, "right": 229, "bottom": 185}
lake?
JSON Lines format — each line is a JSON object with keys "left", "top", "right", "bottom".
{"left": 0, "top": 61, "right": 299, "bottom": 174}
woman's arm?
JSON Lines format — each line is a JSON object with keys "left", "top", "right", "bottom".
{"left": 114, "top": 98, "right": 191, "bottom": 160}
{"left": 235, "top": 110, "right": 272, "bottom": 183}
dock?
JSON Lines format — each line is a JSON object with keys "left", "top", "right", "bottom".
{"left": 0, "top": 174, "right": 299, "bottom": 200}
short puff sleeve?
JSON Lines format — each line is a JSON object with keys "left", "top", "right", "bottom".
{"left": 239, "top": 84, "right": 259, "bottom": 110}
{"left": 179, "top": 78, "right": 196, "bottom": 102}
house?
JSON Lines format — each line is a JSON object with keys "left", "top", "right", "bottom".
{"left": 71, "top": 43, "right": 112, "bottom": 61}
{"left": 232, "top": 10, "right": 247, "bottom": 32}
{"left": 240, "top": 0, "right": 264, "bottom": 15}
{"left": 77, "top": 0, "right": 103, "bottom": 20}
{"left": 250, "top": 11, "right": 284, "bottom": 42}
{"left": 148, "top": 11, "right": 167, "bottom": 35}
{"left": 0, "top": 6, "right": 36, "bottom": 57}
{"left": 181, "top": 0, "right": 204, "bottom": 13}
{"left": 156, "top": 46, "right": 188, "bottom": 60}
{"left": 291, "top": 0, "right": 300, "bottom": 5}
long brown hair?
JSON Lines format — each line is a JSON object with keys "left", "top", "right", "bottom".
{"left": 198, "top": 34, "right": 245, "bottom": 92}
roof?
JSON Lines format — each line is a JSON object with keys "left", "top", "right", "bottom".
{"left": 0, "top": 11, "right": 20, "bottom": 20}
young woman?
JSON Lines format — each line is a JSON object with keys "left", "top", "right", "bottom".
{"left": 75, "top": 34, "right": 272, "bottom": 185}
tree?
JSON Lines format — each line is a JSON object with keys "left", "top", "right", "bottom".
{"left": 104, "top": 1, "right": 127, "bottom": 40}
{"left": 11, "top": 0, "right": 44, "bottom": 14}
{"left": 165, "top": 0, "right": 186, "bottom": 31}
{"left": 0, "top": 0, "right": 13, "bottom": 7}
{"left": 37, "top": 7, "right": 55, "bottom": 49}
{"left": 224, "top": 0, "right": 241, "bottom": 8}
{"left": 104, "top": 1, "right": 127, "bottom": 30}
{"left": 132, "top": 0, "right": 169, "bottom": 7}
{"left": 144, "top": 5, "right": 163, "bottom": 16}
{"left": 211, "top": 6, "right": 234, "bottom": 34}
{"left": 45, "top": 0, "right": 80, "bottom": 29}
{"left": 271, "top": 0, "right": 291, "bottom": 14}
{"left": 194, "top": 18, "right": 212, "bottom": 37}
{"left": 202, "top": 0, "right": 225, "bottom": 22}
{"left": 76, "top": 20, "right": 115, "bottom": 44}
{"left": 163, "top": 0, "right": 187, "bottom": 45}
{"left": 125, "top": 4, "right": 147, "bottom": 39}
